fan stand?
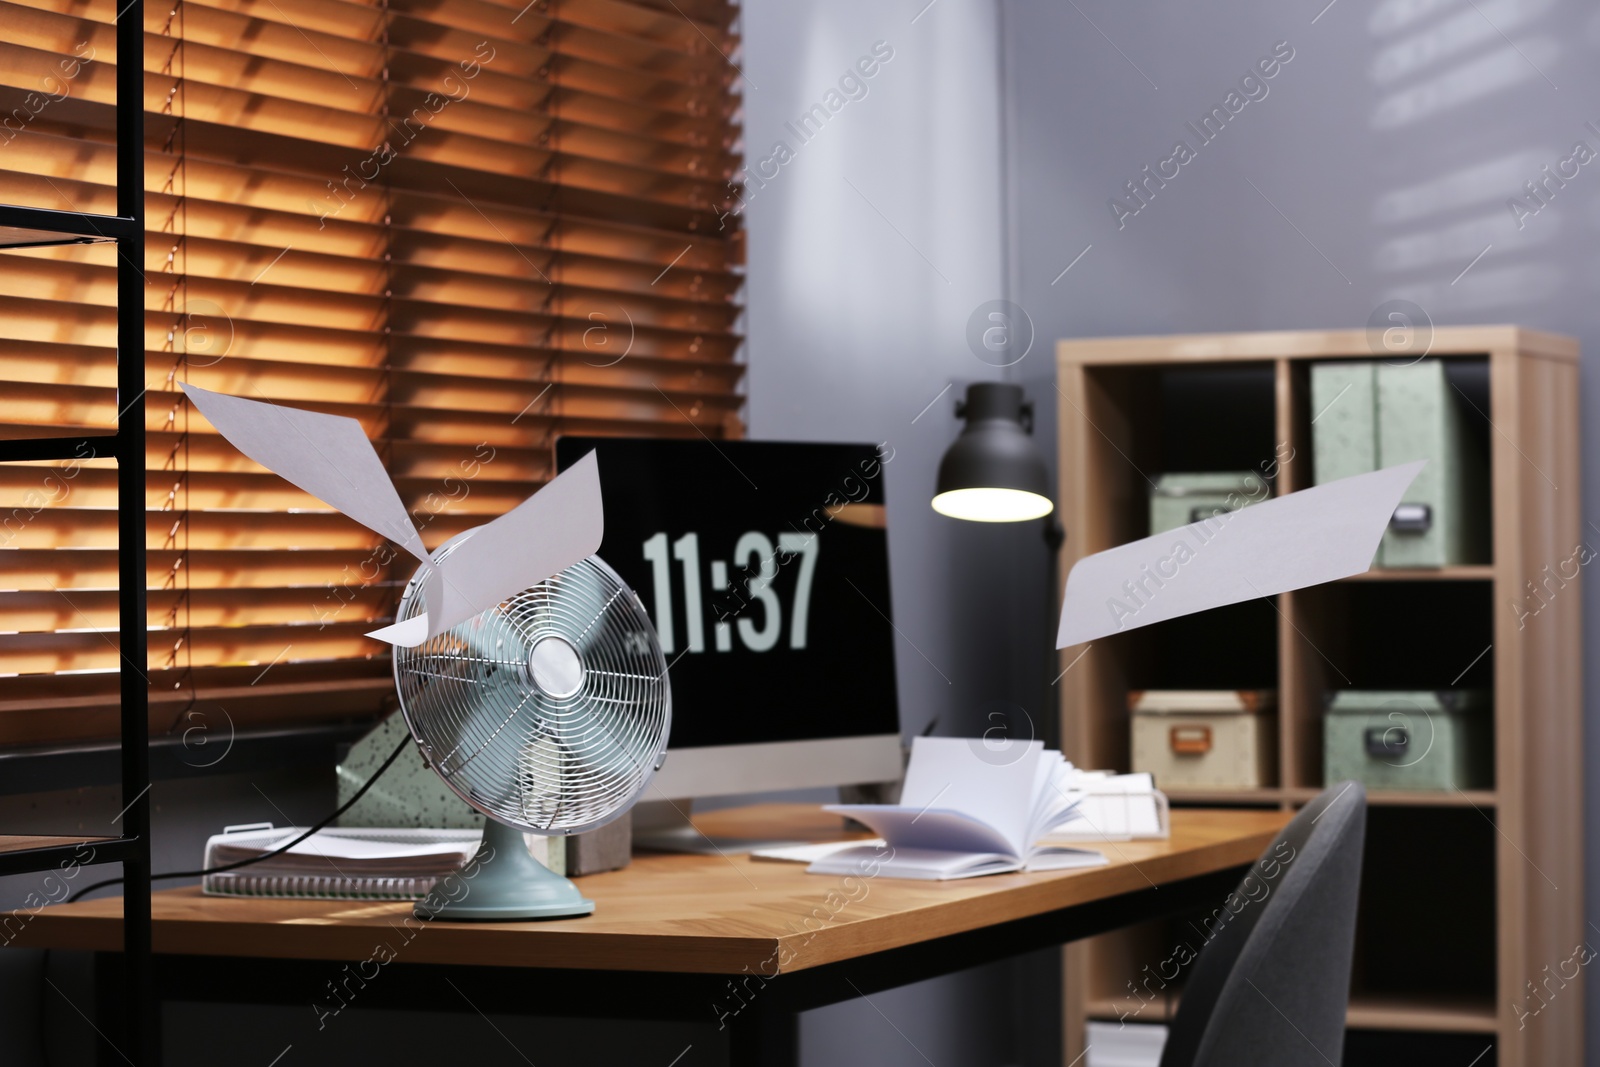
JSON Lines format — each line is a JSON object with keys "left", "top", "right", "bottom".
{"left": 416, "top": 819, "right": 594, "bottom": 921}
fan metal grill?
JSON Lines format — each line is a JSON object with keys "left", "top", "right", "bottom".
{"left": 394, "top": 538, "right": 670, "bottom": 835}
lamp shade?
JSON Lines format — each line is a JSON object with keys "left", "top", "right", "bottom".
{"left": 932, "top": 383, "right": 1054, "bottom": 522}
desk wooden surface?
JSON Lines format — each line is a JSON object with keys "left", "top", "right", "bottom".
{"left": 6, "top": 805, "right": 1288, "bottom": 976}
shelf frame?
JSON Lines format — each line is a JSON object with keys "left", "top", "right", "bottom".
{"left": 0, "top": 205, "right": 141, "bottom": 244}
{"left": 0, "top": 0, "right": 154, "bottom": 1061}
{"left": 0, "top": 434, "right": 118, "bottom": 463}
{"left": 1055, "top": 327, "right": 1583, "bottom": 1067}
{"left": 0, "top": 836, "right": 135, "bottom": 878}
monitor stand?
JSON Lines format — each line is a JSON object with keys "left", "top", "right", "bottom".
{"left": 631, "top": 799, "right": 806, "bottom": 855}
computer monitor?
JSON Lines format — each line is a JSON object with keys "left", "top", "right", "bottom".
{"left": 554, "top": 436, "right": 904, "bottom": 802}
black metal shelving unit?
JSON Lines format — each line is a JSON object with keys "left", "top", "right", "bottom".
{"left": 0, "top": 0, "right": 154, "bottom": 1062}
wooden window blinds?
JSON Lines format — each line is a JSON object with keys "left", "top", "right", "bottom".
{"left": 0, "top": 0, "right": 744, "bottom": 746}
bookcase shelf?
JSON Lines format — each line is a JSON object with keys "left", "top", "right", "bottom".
{"left": 1056, "top": 327, "right": 1582, "bottom": 1067}
{"left": 1296, "top": 786, "right": 1497, "bottom": 808}
{"left": 1085, "top": 992, "right": 1498, "bottom": 1034}
{"left": 1162, "top": 786, "right": 1498, "bottom": 808}
{"left": 1341, "top": 565, "right": 1496, "bottom": 582}
{"left": 1345, "top": 993, "right": 1499, "bottom": 1033}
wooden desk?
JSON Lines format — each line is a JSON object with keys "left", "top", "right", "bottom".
{"left": 9, "top": 805, "right": 1288, "bottom": 1066}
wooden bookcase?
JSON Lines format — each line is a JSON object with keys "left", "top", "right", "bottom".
{"left": 1055, "top": 327, "right": 1582, "bottom": 1067}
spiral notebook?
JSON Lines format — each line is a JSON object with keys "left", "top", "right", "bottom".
{"left": 200, "top": 824, "right": 481, "bottom": 901}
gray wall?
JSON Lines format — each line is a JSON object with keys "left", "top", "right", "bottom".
{"left": 739, "top": 1, "right": 1060, "bottom": 1064}
{"left": 1000, "top": 0, "right": 1600, "bottom": 1058}
{"left": 740, "top": 0, "right": 1013, "bottom": 736}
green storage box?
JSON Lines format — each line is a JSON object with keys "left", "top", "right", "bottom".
{"left": 1309, "top": 360, "right": 1487, "bottom": 567}
{"left": 1322, "top": 689, "right": 1491, "bottom": 791}
{"left": 1310, "top": 361, "right": 1377, "bottom": 483}
{"left": 1148, "top": 471, "right": 1268, "bottom": 535}
{"left": 1375, "top": 361, "right": 1486, "bottom": 567}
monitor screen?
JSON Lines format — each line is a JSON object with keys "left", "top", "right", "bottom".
{"left": 554, "top": 437, "right": 901, "bottom": 752}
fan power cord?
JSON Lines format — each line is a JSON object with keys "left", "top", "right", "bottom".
{"left": 67, "top": 731, "right": 414, "bottom": 903}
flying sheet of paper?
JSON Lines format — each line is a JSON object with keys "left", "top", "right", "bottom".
{"left": 183, "top": 384, "right": 605, "bottom": 648}
{"left": 1056, "top": 461, "right": 1425, "bottom": 648}
{"left": 367, "top": 450, "right": 605, "bottom": 644}
{"left": 183, "top": 383, "right": 429, "bottom": 565}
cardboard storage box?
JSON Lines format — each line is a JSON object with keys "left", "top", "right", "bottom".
{"left": 1130, "top": 690, "right": 1277, "bottom": 790}
{"left": 1147, "top": 471, "right": 1268, "bottom": 535}
{"left": 1323, "top": 689, "right": 1490, "bottom": 791}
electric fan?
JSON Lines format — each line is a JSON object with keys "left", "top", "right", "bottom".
{"left": 177, "top": 383, "right": 671, "bottom": 922}
{"left": 393, "top": 535, "right": 671, "bottom": 919}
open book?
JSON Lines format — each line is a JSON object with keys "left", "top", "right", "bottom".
{"left": 809, "top": 737, "right": 1109, "bottom": 880}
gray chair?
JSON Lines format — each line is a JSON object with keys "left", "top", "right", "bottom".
{"left": 1159, "top": 781, "right": 1367, "bottom": 1067}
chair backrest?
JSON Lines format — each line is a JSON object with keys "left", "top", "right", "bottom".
{"left": 1158, "top": 782, "right": 1367, "bottom": 1067}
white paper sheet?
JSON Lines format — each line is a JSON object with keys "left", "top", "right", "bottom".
{"left": 1056, "top": 461, "right": 1425, "bottom": 648}
{"left": 182, "top": 383, "right": 429, "bottom": 564}
{"left": 826, "top": 806, "right": 1019, "bottom": 857}
{"left": 899, "top": 736, "right": 1043, "bottom": 853}
{"left": 204, "top": 826, "right": 479, "bottom": 875}
{"left": 415, "top": 449, "right": 606, "bottom": 639}
{"left": 183, "top": 384, "right": 605, "bottom": 648}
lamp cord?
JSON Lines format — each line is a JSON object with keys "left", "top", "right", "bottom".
{"left": 67, "top": 731, "right": 414, "bottom": 904}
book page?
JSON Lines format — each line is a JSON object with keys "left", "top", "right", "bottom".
{"left": 1027, "top": 752, "right": 1087, "bottom": 842}
{"left": 899, "top": 736, "right": 1042, "bottom": 852}
{"left": 825, "top": 806, "right": 1018, "bottom": 857}
{"left": 808, "top": 845, "right": 1021, "bottom": 880}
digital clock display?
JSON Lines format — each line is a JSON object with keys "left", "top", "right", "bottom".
{"left": 554, "top": 437, "right": 901, "bottom": 751}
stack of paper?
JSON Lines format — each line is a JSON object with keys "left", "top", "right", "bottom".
{"left": 202, "top": 825, "right": 480, "bottom": 901}
{"left": 1044, "top": 770, "right": 1169, "bottom": 842}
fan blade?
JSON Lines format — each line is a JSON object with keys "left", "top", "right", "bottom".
{"left": 426, "top": 450, "right": 604, "bottom": 638}
{"left": 181, "top": 384, "right": 429, "bottom": 566}
{"left": 1056, "top": 460, "right": 1425, "bottom": 648}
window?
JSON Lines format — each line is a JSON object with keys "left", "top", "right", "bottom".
{"left": 0, "top": 0, "right": 744, "bottom": 745}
